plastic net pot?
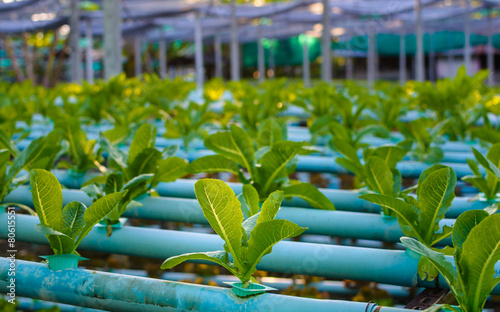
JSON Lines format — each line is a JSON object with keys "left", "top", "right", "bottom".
{"left": 224, "top": 282, "right": 277, "bottom": 298}
{"left": 96, "top": 218, "right": 128, "bottom": 229}
{"left": 39, "top": 254, "right": 88, "bottom": 271}
{"left": 478, "top": 193, "right": 500, "bottom": 204}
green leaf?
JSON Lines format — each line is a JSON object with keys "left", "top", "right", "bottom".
{"left": 153, "top": 156, "right": 187, "bottom": 184}
{"left": 426, "top": 146, "right": 444, "bottom": 164}
{"left": 194, "top": 179, "right": 244, "bottom": 267}
{"left": 257, "top": 119, "right": 285, "bottom": 147}
{"left": 459, "top": 213, "right": 500, "bottom": 310}
{"left": 127, "top": 148, "right": 162, "bottom": 177}
{"left": 204, "top": 125, "right": 255, "bottom": 170}
{"left": 472, "top": 147, "right": 500, "bottom": 178}
{"left": 242, "top": 219, "right": 306, "bottom": 280}
{"left": 417, "top": 167, "right": 456, "bottom": 244}
{"left": 30, "top": 169, "right": 63, "bottom": 230}
{"left": 371, "top": 145, "right": 406, "bottom": 168}
{"left": 240, "top": 184, "right": 260, "bottom": 217}
{"left": 400, "top": 237, "right": 459, "bottom": 289}
{"left": 35, "top": 224, "right": 67, "bottom": 237}
{"left": 256, "top": 190, "right": 283, "bottom": 224}
{"left": 335, "top": 157, "right": 364, "bottom": 177}
{"left": 452, "top": 210, "right": 489, "bottom": 250}
{"left": 128, "top": 124, "right": 156, "bottom": 166}
{"left": 161, "top": 251, "right": 238, "bottom": 275}
{"left": 466, "top": 158, "right": 481, "bottom": 176}
{"left": 365, "top": 156, "right": 394, "bottom": 195}
{"left": 61, "top": 202, "right": 87, "bottom": 239}
{"left": 75, "top": 190, "right": 127, "bottom": 250}
{"left": 359, "top": 194, "right": 420, "bottom": 240}
{"left": 282, "top": 183, "right": 335, "bottom": 210}
{"left": 105, "top": 173, "right": 124, "bottom": 195}
{"left": 187, "top": 155, "right": 240, "bottom": 175}
{"left": 103, "top": 125, "right": 130, "bottom": 145}
{"left": 100, "top": 135, "right": 127, "bottom": 173}
{"left": 162, "top": 145, "right": 179, "bottom": 159}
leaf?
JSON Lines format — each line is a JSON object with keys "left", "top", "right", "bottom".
{"left": 128, "top": 124, "right": 156, "bottom": 166}
{"left": 75, "top": 190, "right": 128, "bottom": 249}
{"left": 400, "top": 237, "right": 459, "bottom": 290}
{"left": 35, "top": 224, "right": 67, "bottom": 237}
{"left": 452, "top": 210, "right": 489, "bottom": 250}
{"left": 153, "top": 156, "right": 188, "bottom": 184}
{"left": 365, "top": 156, "right": 394, "bottom": 195}
{"left": 61, "top": 202, "right": 87, "bottom": 239}
{"left": 187, "top": 155, "right": 240, "bottom": 175}
{"left": 162, "top": 145, "right": 179, "bottom": 159}
{"left": 257, "top": 119, "right": 285, "bottom": 147}
{"left": 105, "top": 173, "right": 124, "bottom": 195}
{"left": 103, "top": 125, "right": 130, "bottom": 145}
{"left": 256, "top": 190, "right": 283, "bottom": 224}
{"left": 127, "top": 148, "right": 162, "bottom": 177}
{"left": 473, "top": 147, "right": 500, "bottom": 178}
{"left": 161, "top": 251, "right": 237, "bottom": 275}
{"left": 282, "top": 183, "right": 335, "bottom": 210}
{"left": 459, "top": 213, "right": 500, "bottom": 310}
{"left": 194, "top": 179, "right": 244, "bottom": 266}
{"left": 30, "top": 169, "right": 63, "bottom": 230}
{"left": 371, "top": 145, "right": 406, "bottom": 168}
{"left": 241, "top": 184, "right": 260, "bottom": 217}
{"left": 335, "top": 157, "right": 364, "bottom": 177}
{"left": 242, "top": 219, "right": 306, "bottom": 279}
{"left": 100, "top": 135, "right": 127, "bottom": 172}
{"left": 426, "top": 146, "right": 444, "bottom": 164}
{"left": 360, "top": 194, "right": 420, "bottom": 239}
{"left": 204, "top": 125, "right": 255, "bottom": 170}
{"left": 417, "top": 167, "right": 456, "bottom": 244}
{"left": 466, "top": 158, "right": 481, "bottom": 176}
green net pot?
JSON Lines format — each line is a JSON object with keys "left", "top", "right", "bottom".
{"left": 40, "top": 254, "right": 88, "bottom": 271}
{"left": 478, "top": 193, "right": 500, "bottom": 203}
{"left": 96, "top": 217, "right": 128, "bottom": 229}
{"left": 224, "top": 282, "right": 277, "bottom": 298}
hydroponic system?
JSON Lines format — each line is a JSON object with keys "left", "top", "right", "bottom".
{"left": 2, "top": 1, "right": 500, "bottom": 312}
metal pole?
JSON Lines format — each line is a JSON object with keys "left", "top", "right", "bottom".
{"left": 103, "top": 0, "right": 122, "bottom": 79}
{"left": 488, "top": 8, "right": 495, "bottom": 86}
{"left": 257, "top": 25, "right": 265, "bottom": 83}
{"left": 399, "top": 26, "right": 406, "bottom": 85}
{"left": 85, "top": 19, "right": 93, "bottom": 83}
{"left": 321, "top": 0, "right": 331, "bottom": 81}
{"left": 195, "top": 12, "right": 204, "bottom": 91}
{"left": 134, "top": 36, "right": 141, "bottom": 77}
{"left": 429, "top": 32, "right": 435, "bottom": 81}
{"left": 346, "top": 36, "right": 353, "bottom": 80}
{"left": 159, "top": 28, "right": 167, "bottom": 79}
{"left": 230, "top": 0, "right": 240, "bottom": 81}
{"left": 415, "top": 0, "right": 424, "bottom": 81}
{"left": 464, "top": 1, "right": 471, "bottom": 75}
{"left": 302, "top": 36, "right": 311, "bottom": 87}
{"left": 214, "top": 32, "right": 222, "bottom": 78}
{"left": 368, "top": 31, "right": 376, "bottom": 88}
{"left": 69, "top": 0, "right": 81, "bottom": 82}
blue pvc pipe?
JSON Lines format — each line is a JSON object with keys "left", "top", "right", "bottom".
{"left": 2, "top": 186, "right": 455, "bottom": 245}
{"left": 3, "top": 214, "right": 500, "bottom": 293}
{"left": 11, "top": 296, "right": 104, "bottom": 312}
{"left": 0, "top": 258, "right": 407, "bottom": 312}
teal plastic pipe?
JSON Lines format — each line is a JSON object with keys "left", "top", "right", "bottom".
{"left": 49, "top": 171, "right": 488, "bottom": 218}
{"left": 4, "top": 214, "right": 500, "bottom": 293}
{"left": 11, "top": 297, "right": 104, "bottom": 312}
{"left": 0, "top": 258, "right": 407, "bottom": 312}
{"left": 2, "top": 186, "right": 454, "bottom": 245}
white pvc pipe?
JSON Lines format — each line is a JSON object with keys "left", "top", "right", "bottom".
{"left": 321, "top": 0, "right": 332, "bottom": 81}
{"left": 85, "top": 19, "right": 93, "bottom": 83}
{"left": 399, "top": 26, "right": 406, "bottom": 85}
{"left": 195, "top": 12, "right": 204, "bottom": 90}
{"left": 415, "top": 0, "right": 424, "bottom": 81}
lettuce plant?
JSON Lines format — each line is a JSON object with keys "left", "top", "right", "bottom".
{"left": 0, "top": 131, "right": 63, "bottom": 211}
{"left": 402, "top": 209, "right": 500, "bottom": 312}
{"left": 187, "top": 124, "right": 335, "bottom": 210}
{"left": 84, "top": 124, "right": 187, "bottom": 234}
{"left": 161, "top": 179, "right": 306, "bottom": 288}
{"left": 31, "top": 169, "right": 126, "bottom": 255}
{"left": 360, "top": 165, "right": 456, "bottom": 279}
{"left": 462, "top": 144, "right": 500, "bottom": 200}
{"left": 399, "top": 118, "right": 446, "bottom": 164}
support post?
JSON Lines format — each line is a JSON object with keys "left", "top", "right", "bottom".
{"left": 103, "top": 0, "right": 122, "bottom": 79}
{"left": 69, "top": 0, "right": 81, "bottom": 82}
{"left": 429, "top": 33, "right": 435, "bottom": 81}
{"left": 159, "top": 28, "right": 167, "bottom": 79}
{"left": 415, "top": 0, "right": 424, "bottom": 81}
{"left": 302, "top": 36, "right": 311, "bottom": 87}
{"left": 346, "top": 36, "right": 353, "bottom": 80}
{"left": 195, "top": 12, "right": 204, "bottom": 91}
{"left": 214, "top": 32, "right": 222, "bottom": 78}
{"left": 464, "top": 1, "right": 471, "bottom": 75}
{"left": 399, "top": 26, "right": 406, "bottom": 85}
{"left": 134, "top": 36, "right": 141, "bottom": 77}
{"left": 368, "top": 31, "right": 376, "bottom": 88}
{"left": 321, "top": 0, "right": 331, "bottom": 81}
{"left": 85, "top": 19, "right": 93, "bottom": 83}
{"left": 257, "top": 26, "right": 265, "bottom": 83}
{"left": 230, "top": 0, "right": 240, "bottom": 81}
{"left": 488, "top": 8, "right": 495, "bottom": 86}
{"left": 269, "top": 41, "right": 275, "bottom": 79}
